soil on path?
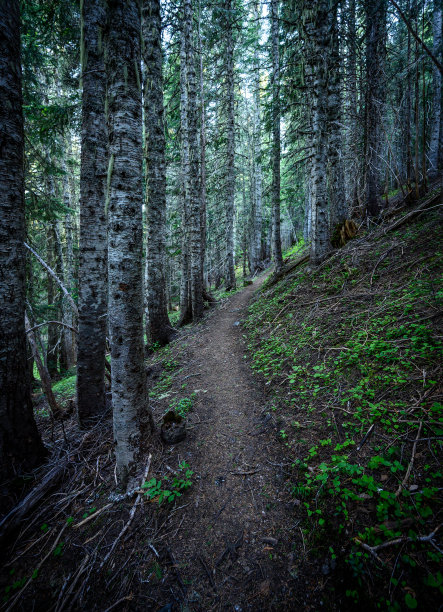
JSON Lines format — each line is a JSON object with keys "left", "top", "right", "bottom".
{"left": 152, "top": 276, "right": 304, "bottom": 611}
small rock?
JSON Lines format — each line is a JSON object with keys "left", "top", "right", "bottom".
{"left": 409, "top": 484, "right": 419, "bottom": 491}
{"left": 262, "top": 536, "right": 278, "bottom": 546}
{"left": 233, "top": 321, "right": 240, "bottom": 327}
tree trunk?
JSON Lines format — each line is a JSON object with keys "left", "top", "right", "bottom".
{"left": 106, "top": 0, "right": 151, "bottom": 486}
{"left": 46, "top": 222, "right": 59, "bottom": 378}
{"left": 327, "top": 2, "right": 346, "bottom": 228}
{"left": 365, "top": 0, "right": 386, "bottom": 216}
{"left": 308, "top": 0, "right": 330, "bottom": 264}
{"left": 429, "top": 0, "right": 442, "bottom": 178}
{"left": 251, "top": 1, "right": 263, "bottom": 275}
{"left": 179, "top": 32, "right": 193, "bottom": 325}
{"left": 142, "top": 0, "right": 174, "bottom": 345}
{"left": 0, "top": 0, "right": 46, "bottom": 486}
{"left": 225, "top": 0, "right": 236, "bottom": 290}
{"left": 25, "top": 314, "right": 60, "bottom": 418}
{"left": 198, "top": 2, "right": 207, "bottom": 291}
{"left": 77, "top": 0, "right": 108, "bottom": 427}
{"left": 344, "top": 0, "right": 358, "bottom": 215}
{"left": 184, "top": 0, "right": 204, "bottom": 320}
{"left": 61, "top": 163, "right": 76, "bottom": 369}
{"left": 270, "top": 0, "right": 283, "bottom": 271}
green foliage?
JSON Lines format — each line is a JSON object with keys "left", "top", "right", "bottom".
{"left": 52, "top": 373, "right": 76, "bottom": 407}
{"left": 142, "top": 462, "right": 193, "bottom": 505}
{"left": 169, "top": 393, "right": 196, "bottom": 419}
{"left": 245, "top": 214, "right": 442, "bottom": 609}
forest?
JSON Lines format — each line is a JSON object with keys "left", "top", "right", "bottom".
{"left": 0, "top": 0, "right": 442, "bottom": 610}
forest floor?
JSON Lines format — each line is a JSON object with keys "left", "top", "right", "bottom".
{"left": 1, "top": 188, "right": 442, "bottom": 612}
{"left": 0, "top": 273, "right": 319, "bottom": 612}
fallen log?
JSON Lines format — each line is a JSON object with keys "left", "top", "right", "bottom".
{"left": 0, "top": 458, "right": 69, "bottom": 544}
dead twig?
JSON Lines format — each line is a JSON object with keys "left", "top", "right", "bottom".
{"left": 102, "top": 594, "right": 134, "bottom": 612}
{"left": 395, "top": 421, "right": 423, "bottom": 497}
{"left": 356, "top": 424, "right": 375, "bottom": 452}
{"left": 230, "top": 469, "right": 260, "bottom": 476}
{"left": 166, "top": 546, "right": 187, "bottom": 594}
{"left": 355, "top": 523, "right": 442, "bottom": 561}
{"left": 73, "top": 504, "right": 113, "bottom": 529}
{"left": 197, "top": 554, "right": 217, "bottom": 591}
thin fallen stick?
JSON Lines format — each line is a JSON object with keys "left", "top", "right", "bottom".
{"left": 5, "top": 523, "right": 68, "bottom": 612}
{"left": 73, "top": 504, "right": 113, "bottom": 529}
{"left": 230, "top": 469, "right": 260, "bottom": 476}
{"left": 356, "top": 424, "right": 375, "bottom": 452}
{"left": 55, "top": 553, "right": 90, "bottom": 612}
{"left": 355, "top": 523, "right": 441, "bottom": 558}
{"left": 99, "top": 455, "right": 152, "bottom": 569}
{"left": 197, "top": 554, "right": 217, "bottom": 591}
{"left": 102, "top": 595, "right": 134, "bottom": 612}
{"left": 395, "top": 421, "right": 423, "bottom": 497}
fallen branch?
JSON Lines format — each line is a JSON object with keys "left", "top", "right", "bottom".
{"left": 197, "top": 553, "right": 217, "bottom": 591}
{"left": 99, "top": 454, "right": 152, "bottom": 569}
{"left": 230, "top": 469, "right": 260, "bottom": 476}
{"left": 266, "top": 253, "right": 309, "bottom": 287}
{"left": 382, "top": 195, "right": 442, "bottom": 236}
{"left": 395, "top": 421, "right": 423, "bottom": 497}
{"left": 5, "top": 523, "right": 68, "bottom": 612}
{"left": 0, "top": 458, "right": 69, "bottom": 544}
{"left": 102, "top": 595, "right": 134, "bottom": 612}
{"left": 355, "top": 523, "right": 442, "bottom": 560}
{"left": 72, "top": 504, "right": 113, "bottom": 529}
{"left": 356, "top": 424, "right": 375, "bottom": 452}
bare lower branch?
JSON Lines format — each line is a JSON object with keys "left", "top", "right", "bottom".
{"left": 388, "top": 0, "right": 443, "bottom": 75}
{"left": 24, "top": 241, "right": 79, "bottom": 318}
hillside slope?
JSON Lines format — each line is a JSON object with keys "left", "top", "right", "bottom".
{"left": 245, "top": 193, "right": 443, "bottom": 610}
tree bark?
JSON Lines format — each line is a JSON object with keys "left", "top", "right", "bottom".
{"left": 61, "top": 163, "right": 76, "bottom": 368}
{"left": 142, "top": 0, "right": 174, "bottom": 345}
{"left": 308, "top": 0, "right": 331, "bottom": 264}
{"left": 179, "top": 31, "right": 193, "bottom": 325}
{"left": 429, "top": 0, "right": 442, "bottom": 178}
{"left": 106, "top": 0, "right": 152, "bottom": 486}
{"left": 327, "top": 2, "right": 346, "bottom": 228}
{"left": 46, "top": 222, "right": 59, "bottom": 378}
{"left": 77, "top": 0, "right": 108, "bottom": 426}
{"left": 0, "top": 0, "right": 46, "bottom": 486}
{"left": 225, "top": 0, "right": 236, "bottom": 290}
{"left": 198, "top": 2, "right": 207, "bottom": 290}
{"left": 344, "top": 0, "right": 358, "bottom": 214}
{"left": 251, "top": 1, "right": 263, "bottom": 275}
{"left": 270, "top": 0, "right": 283, "bottom": 272}
{"left": 365, "top": 0, "right": 387, "bottom": 217}
{"left": 25, "top": 314, "right": 60, "bottom": 418}
{"left": 185, "top": 0, "right": 204, "bottom": 320}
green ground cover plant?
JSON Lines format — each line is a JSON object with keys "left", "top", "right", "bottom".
{"left": 245, "top": 210, "right": 442, "bottom": 610}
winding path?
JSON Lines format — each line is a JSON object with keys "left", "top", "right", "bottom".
{"left": 159, "top": 277, "right": 301, "bottom": 610}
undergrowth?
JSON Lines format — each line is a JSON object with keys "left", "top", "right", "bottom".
{"left": 245, "top": 208, "right": 442, "bottom": 610}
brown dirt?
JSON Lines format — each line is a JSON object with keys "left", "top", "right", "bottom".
{"left": 147, "top": 275, "right": 305, "bottom": 610}
{"left": 0, "top": 276, "right": 325, "bottom": 612}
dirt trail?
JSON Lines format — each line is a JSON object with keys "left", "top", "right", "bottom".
{"left": 157, "top": 276, "right": 301, "bottom": 610}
